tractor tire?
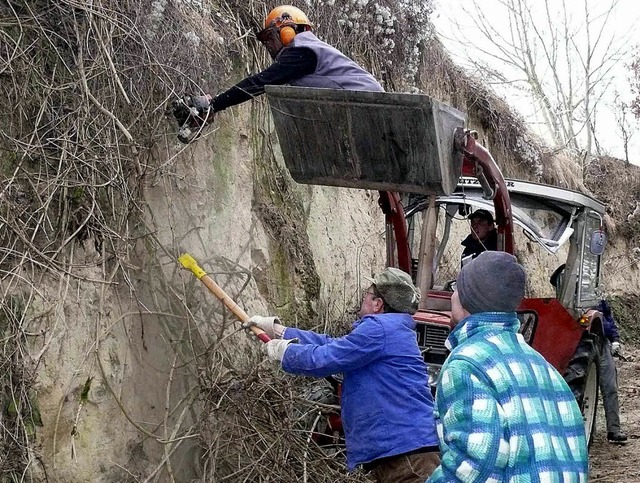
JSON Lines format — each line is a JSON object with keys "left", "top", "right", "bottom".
{"left": 562, "top": 332, "right": 600, "bottom": 448}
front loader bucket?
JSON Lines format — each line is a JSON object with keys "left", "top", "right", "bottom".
{"left": 265, "top": 86, "right": 466, "bottom": 195}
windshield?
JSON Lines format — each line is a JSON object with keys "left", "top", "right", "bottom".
{"left": 404, "top": 192, "right": 575, "bottom": 289}
{"left": 433, "top": 191, "right": 574, "bottom": 253}
{"left": 404, "top": 179, "right": 604, "bottom": 302}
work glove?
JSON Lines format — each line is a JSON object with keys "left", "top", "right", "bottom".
{"left": 173, "top": 94, "right": 215, "bottom": 144}
{"left": 262, "top": 338, "right": 296, "bottom": 362}
{"left": 243, "top": 315, "right": 286, "bottom": 339}
{"left": 611, "top": 341, "right": 622, "bottom": 356}
{"left": 172, "top": 94, "right": 214, "bottom": 126}
{"left": 173, "top": 94, "right": 213, "bottom": 124}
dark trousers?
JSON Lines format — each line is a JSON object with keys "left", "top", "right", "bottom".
{"left": 600, "top": 339, "right": 621, "bottom": 433}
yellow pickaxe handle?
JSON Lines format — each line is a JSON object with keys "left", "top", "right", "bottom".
{"left": 177, "top": 253, "right": 270, "bottom": 343}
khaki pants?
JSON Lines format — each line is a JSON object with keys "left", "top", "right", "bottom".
{"left": 368, "top": 451, "right": 441, "bottom": 483}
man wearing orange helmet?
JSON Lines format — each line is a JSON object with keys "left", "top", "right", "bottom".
{"left": 176, "top": 5, "right": 382, "bottom": 129}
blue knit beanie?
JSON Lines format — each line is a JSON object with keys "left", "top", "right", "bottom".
{"left": 456, "top": 251, "right": 526, "bottom": 314}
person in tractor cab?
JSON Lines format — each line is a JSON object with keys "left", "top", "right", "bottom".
{"left": 246, "top": 267, "right": 440, "bottom": 482}
{"left": 174, "top": 5, "right": 383, "bottom": 125}
{"left": 427, "top": 251, "right": 588, "bottom": 482}
{"left": 598, "top": 299, "right": 628, "bottom": 444}
{"left": 460, "top": 209, "right": 497, "bottom": 266}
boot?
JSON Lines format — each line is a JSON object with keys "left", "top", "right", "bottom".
{"left": 607, "top": 431, "right": 628, "bottom": 444}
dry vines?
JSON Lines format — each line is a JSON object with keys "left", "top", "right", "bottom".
{"left": 0, "top": 295, "right": 45, "bottom": 480}
{"left": 0, "top": 0, "right": 572, "bottom": 479}
{"left": 0, "top": 0, "right": 405, "bottom": 480}
{"left": 0, "top": 0, "right": 265, "bottom": 479}
{"left": 3, "top": 0, "right": 565, "bottom": 479}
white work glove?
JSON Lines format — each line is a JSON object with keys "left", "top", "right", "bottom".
{"left": 262, "top": 339, "right": 296, "bottom": 362}
{"left": 611, "top": 341, "right": 621, "bottom": 356}
{"left": 243, "top": 315, "right": 286, "bottom": 339}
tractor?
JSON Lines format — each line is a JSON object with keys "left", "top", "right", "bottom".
{"left": 265, "top": 86, "right": 607, "bottom": 446}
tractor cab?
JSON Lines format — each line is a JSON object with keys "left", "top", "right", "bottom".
{"left": 403, "top": 177, "right": 606, "bottom": 379}
{"left": 402, "top": 174, "right": 607, "bottom": 444}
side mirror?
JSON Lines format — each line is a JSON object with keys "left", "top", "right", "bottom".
{"left": 590, "top": 230, "right": 607, "bottom": 255}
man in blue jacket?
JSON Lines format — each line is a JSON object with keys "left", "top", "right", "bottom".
{"left": 248, "top": 267, "right": 440, "bottom": 482}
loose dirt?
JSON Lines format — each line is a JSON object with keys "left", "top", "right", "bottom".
{"left": 589, "top": 343, "right": 639, "bottom": 482}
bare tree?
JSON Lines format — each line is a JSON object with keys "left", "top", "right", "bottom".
{"left": 439, "top": 0, "right": 629, "bottom": 172}
{"left": 613, "top": 92, "right": 634, "bottom": 164}
{"left": 630, "top": 54, "right": 640, "bottom": 121}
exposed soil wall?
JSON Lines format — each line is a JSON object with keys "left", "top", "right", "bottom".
{"left": 1, "top": 1, "right": 639, "bottom": 481}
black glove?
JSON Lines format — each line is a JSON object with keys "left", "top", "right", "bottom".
{"left": 173, "top": 94, "right": 214, "bottom": 144}
{"left": 172, "top": 95, "right": 214, "bottom": 126}
{"left": 172, "top": 99, "right": 192, "bottom": 126}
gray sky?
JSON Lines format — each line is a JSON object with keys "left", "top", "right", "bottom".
{"left": 432, "top": 0, "right": 640, "bottom": 165}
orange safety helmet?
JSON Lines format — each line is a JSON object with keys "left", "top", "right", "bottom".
{"left": 258, "top": 5, "right": 313, "bottom": 46}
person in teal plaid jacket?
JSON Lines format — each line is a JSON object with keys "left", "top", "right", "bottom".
{"left": 427, "top": 251, "right": 588, "bottom": 482}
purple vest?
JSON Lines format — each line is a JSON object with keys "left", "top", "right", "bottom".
{"left": 286, "top": 32, "right": 384, "bottom": 92}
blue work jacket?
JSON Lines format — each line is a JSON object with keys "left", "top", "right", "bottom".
{"left": 282, "top": 313, "right": 438, "bottom": 470}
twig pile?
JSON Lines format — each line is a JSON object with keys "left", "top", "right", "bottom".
{"left": 0, "top": 0, "right": 264, "bottom": 478}
{"left": 196, "top": 360, "right": 366, "bottom": 482}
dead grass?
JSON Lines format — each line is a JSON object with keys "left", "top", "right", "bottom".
{"left": 0, "top": 0, "right": 270, "bottom": 478}
{"left": 0, "top": 1, "right": 407, "bottom": 478}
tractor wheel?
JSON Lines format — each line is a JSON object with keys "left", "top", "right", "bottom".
{"left": 563, "top": 333, "right": 600, "bottom": 448}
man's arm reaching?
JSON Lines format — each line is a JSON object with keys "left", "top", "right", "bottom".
{"left": 209, "top": 47, "right": 316, "bottom": 112}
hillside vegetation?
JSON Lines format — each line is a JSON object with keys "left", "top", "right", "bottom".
{"left": 1, "top": 0, "right": 638, "bottom": 481}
